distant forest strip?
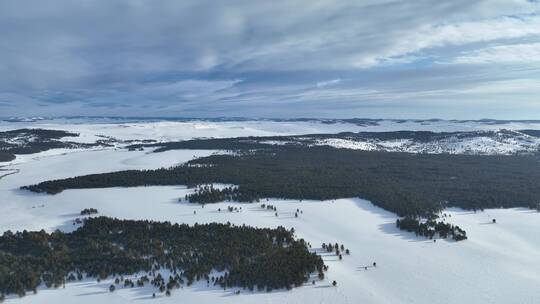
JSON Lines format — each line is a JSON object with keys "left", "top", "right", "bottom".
{"left": 0, "top": 217, "right": 324, "bottom": 298}
{"left": 520, "top": 129, "right": 540, "bottom": 137}
{"left": 0, "top": 152, "right": 15, "bottom": 162}
{"left": 0, "top": 128, "right": 103, "bottom": 158}
{"left": 125, "top": 129, "right": 540, "bottom": 153}
{"left": 23, "top": 144, "right": 540, "bottom": 216}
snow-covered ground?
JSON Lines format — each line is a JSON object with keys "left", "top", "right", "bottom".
{"left": 2, "top": 119, "right": 540, "bottom": 163}
{"left": 2, "top": 117, "right": 540, "bottom": 143}
{"left": 1, "top": 146, "right": 539, "bottom": 304}
{"left": 0, "top": 119, "right": 376, "bottom": 165}
{"left": 0, "top": 119, "right": 369, "bottom": 144}
{"left": 314, "top": 130, "right": 540, "bottom": 155}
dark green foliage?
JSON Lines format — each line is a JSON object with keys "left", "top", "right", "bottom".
{"left": 520, "top": 129, "right": 540, "bottom": 137}
{"left": 187, "top": 185, "right": 258, "bottom": 204}
{"left": 0, "top": 128, "right": 101, "bottom": 156}
{"left": 396, "top": 217, "right": 467, "bottom": 241}
{"left": 0, "top": 217, "right": 324, "bottom": 297}
{"left": 0, "top": 152, "right": 15, "bottom": 162}
{"left": 128, "top": 137, "right": 281, "bottom": 152}
{"left": 0, "top": 128, "right": 77, "bottom": 140}
{"left": 24, "top": 146, "right": 540, "bottom": 216}
{"left": 80, "top": 208, "right": 98, "bottom": 215}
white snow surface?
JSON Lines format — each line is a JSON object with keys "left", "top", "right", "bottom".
{"left": 1, "top": 147, "right": 539, "bottom": 303}
{"left": 0, "top": 119, "right": 377, "bottom": 165}
{"left": 2, "top": 118, "right": 540, "bottom": 144}
{"left": 315, "top": 132, "right": 540, "bottom": 155}
{"left": 0, "top": 120, "right": 368, "bottom": 144}
{"left": 2, "top": 119, "right": 540, "bottom": 163}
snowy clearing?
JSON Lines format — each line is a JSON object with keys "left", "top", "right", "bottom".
{"left": 1, "top": 147, "right": 539, "bottom": 304}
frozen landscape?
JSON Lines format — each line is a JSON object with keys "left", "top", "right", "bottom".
{"left": 3, "top": 118, "right": 540, "bottom": 160}
{"left": 1, "top": 118, "right": 539, "bottom": 304}
{"left": 4, "top": 1, "right": 540, "bottom": 303}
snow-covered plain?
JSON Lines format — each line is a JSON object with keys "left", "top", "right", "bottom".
{"left": 314, "top": 131, "right": 540, "bottom": 155}
{"left": 0, "top": 119, "right": 378, "bottom": 165}
{"left": 0, "top": 119, "right": 371, "bottom": 145}
{"left": 3, "top": 118, "right": 540, "bottom": 162}
{"left": 1, "top": 119, "right": 540, "bottom": 303}
{"left": 3, "top": 117, "right": 540, "bottom": 144}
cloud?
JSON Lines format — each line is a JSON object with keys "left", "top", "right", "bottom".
{"left": 0, "top": 0, "right": 539, "bottom": 118}
{"left": 316, "top": 79, "right": 342, "bottom": 88}
{"left": 453, "top": 42, "right": 540, "bottom": 64}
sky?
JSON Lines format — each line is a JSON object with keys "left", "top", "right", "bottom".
{"left": 1, "top": 0, "right": 540, "bottom": 119}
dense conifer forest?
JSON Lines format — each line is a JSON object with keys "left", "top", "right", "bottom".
{"left": 0, "top": 152, "right": 15, "bottom": 162}
{"left": 0, "top": 217, "right": 324, "bottom": 298}
{"left": 24, "top": 144, "right": 540, "bottom": 217}
{"left": 520, "top": 129, "right": 540, "bottom": 137}
{"left": 396, "top": 216, "right": 467, "bottom": 241}
{"left": 80, "top": 208, "right": 98, "bottom": 215}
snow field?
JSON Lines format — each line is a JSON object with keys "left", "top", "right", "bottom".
{"left": 1, "top": 148, "right": 539, "bottom": 303}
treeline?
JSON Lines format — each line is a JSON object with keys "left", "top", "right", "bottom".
{"left": 520, "top": 129, "right": 540, "bottom": 137}
{"left": 126, "top": 129, "right": 540, "bottom": 154}
{"left": 0, "top": 128, "right": 78, "bottom": 140}
{"left": 396, "top": 216, "right": 467, "bottom": 241}
{"left": 127, "top": 137, "right": 292, "bottom": 152}
{"left": 23, "top": 146, "right": 540, "bottom": 217}
{"left": 80, "top": 208, "right": 98, "bottom": 215}
{"left": 0, "top": 128, "right": 100, "bottom": 156}
{"left": 184, "top": 185, "right": 259, "bottom": 204}
{"left": 0, "top": 217, "right": 324, "bottom": 298}
{"left": 0, "top": 152, "right": 15, "bottom": 162}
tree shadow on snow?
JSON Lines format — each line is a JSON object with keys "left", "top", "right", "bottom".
{"left": 75, "top": 290, "right": 108, "bottom": 297}
{"left": 59, "top": 212, "right": 82, "bottom": 218}
{"left": 351, "top": 198, "right": 446, "bottom": 243}
{"left": 351, "top": 198, "right": 397, "bottom": 220}
{"left": 378, "top": 222, "right": 429, "bottom": 243}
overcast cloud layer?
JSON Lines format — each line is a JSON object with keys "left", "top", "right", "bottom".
{"left": 1, "top": 0, "right": 540, "bottom": 119}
